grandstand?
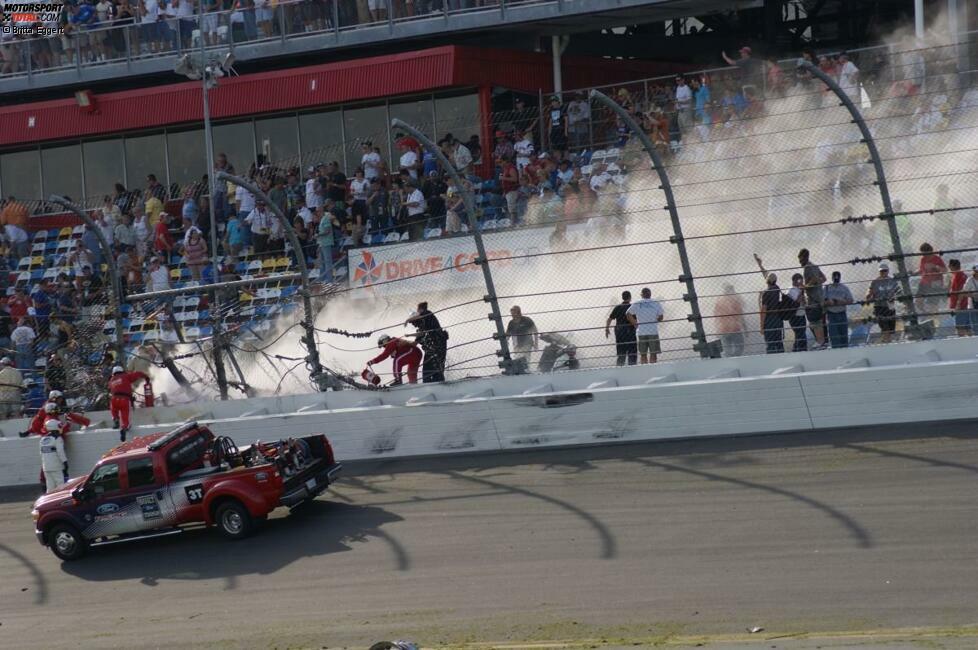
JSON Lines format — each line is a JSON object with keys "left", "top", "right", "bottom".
{"left": 0, "top": 0, "right": 976, "bottom": 411}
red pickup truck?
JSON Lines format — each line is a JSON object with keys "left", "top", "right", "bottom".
{"left": 31, "top": 421, "right": 342, "bottom": 561}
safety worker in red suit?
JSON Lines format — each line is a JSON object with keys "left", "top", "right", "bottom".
{"left": 108, "top": 366, "right": 150, "bottom": 442}
{"left": 40, "top": 419, "right": 69, "bottom": 493}
{"left": 22, "top": 391, "right": 91, "bottom": 437}
{"left": 368, "top": 334, "right": 423, "bottom": 385}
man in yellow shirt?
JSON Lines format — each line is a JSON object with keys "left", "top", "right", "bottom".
{"left": 145, "top": 194, "right": 164, "bottom": 228}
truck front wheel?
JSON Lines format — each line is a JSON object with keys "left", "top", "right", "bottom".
{"left": 48, "top": 523, "right": 88, "bottom": 561}
{"left": 214, "top": 500, "right": 254, "bottom": 540}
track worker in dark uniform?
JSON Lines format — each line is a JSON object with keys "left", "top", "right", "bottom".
{"left": 605, "top": 291, "right": 637, "bottom": 366}
{"left": 406, "top": 301, "right": 448, "bottom": 383}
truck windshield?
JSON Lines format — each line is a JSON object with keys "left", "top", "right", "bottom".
{"left": 166, "top": 432, "right": 210, "bottom": 477}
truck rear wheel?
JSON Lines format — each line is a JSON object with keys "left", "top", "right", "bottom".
{"left": 215, "top": 500, "right": 254, "bottom": 540}
{"left": 48, "top": 523, "right": 88, "bottom": 561}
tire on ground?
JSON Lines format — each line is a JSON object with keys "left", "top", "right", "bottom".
{"left": 214, "top": 499, "right": 254, "bottom": 540}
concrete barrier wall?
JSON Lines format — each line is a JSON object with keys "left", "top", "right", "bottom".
{"left": 2, "top": 337, "right": 977, "bottom": 487}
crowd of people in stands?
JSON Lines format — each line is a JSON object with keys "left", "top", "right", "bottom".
{"left": 0, "top": 36, "right": 975, "bottom": 415}
{"left": 0, "top": 0, "right": 520, "bottom": 74}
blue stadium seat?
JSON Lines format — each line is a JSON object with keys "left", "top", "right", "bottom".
{"left": 370, "top": 233, "right": 385, "bottom": 245}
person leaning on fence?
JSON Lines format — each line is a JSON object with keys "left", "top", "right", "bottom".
{"left": 712, "top": 284, "right": 747, "bottom": 358}
{"left": 506, "top": 306, "right": 538, "bottom": 363}
{"left": 625, "top": 288, "right": 664, "bottom": 365}
{"left": 866, "top": 262, "right": 900, "bottom": 344}
{"left": 824, "top": 271, "right": 854, "bottom": 348}
{"left": 759, "top": 273, "right": 785, "bottom": 354}
{"left": 406, "top": 302, "right": 448, "bottom": 383}
{"left": 0, "top": 356, "right": 23, "bottom": 419}
{"left": 606, "top": 291, "right": 637, "bottom": 366}
{"left": 947, "top": 259, "right": 971, "bottom": 337}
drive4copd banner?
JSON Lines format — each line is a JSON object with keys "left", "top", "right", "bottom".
{"left": 347, "top": 227, "right": 554, "bottom": 297}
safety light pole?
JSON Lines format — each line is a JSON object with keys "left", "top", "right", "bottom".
{"left": 173, "top": 9, "right": 237, "bottom": 399}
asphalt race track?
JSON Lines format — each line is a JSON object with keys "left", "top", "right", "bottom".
{"left": 1, "top": 423, "right": 977, "bottom": 649}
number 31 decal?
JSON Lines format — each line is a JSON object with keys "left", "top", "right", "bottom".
{"left": 185, "top": 484, "right": 205, "bottom": 504}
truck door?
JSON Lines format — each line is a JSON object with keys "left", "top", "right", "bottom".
{"left": 121, "top": 456, "right": 176, "bottom": 532}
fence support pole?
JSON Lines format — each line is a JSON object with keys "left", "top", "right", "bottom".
{"left": 801, "top": 62, "right": 920, "bottom": 331}
{"left": 588, "top": 90, "right": 710, "bottom": 358}
{"left": 390, "top": 118, "right": 515, "bottom": 373}
{"left": 216, "top": 173, "right": 333, "bottom": 390}
{"left": 49, "top": 196, "right": 126, "bottom": 364}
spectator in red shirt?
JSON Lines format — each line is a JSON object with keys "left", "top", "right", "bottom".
{"left": 154, "top": 212, "right": 175, "bottom": 262}
{"left": 6, "top": 286, "right": 32, "bottom": 322}
{"left": 916, "top": 242, "right": 947, "bottom": 317}
{"left": 947, "top": 258, "right": 971, "bottom": 336}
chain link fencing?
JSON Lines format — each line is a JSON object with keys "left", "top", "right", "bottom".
{"left": 7, "top": 34, "right": 978, "bottom": 403}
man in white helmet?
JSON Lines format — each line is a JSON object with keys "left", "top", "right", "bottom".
{"left": 0, "top": 356, "right": 23, "bottom": 419}
{"left": 39, "top": 418, "right": 69, "bottom": 493}
{"left": 108, "top": 365, "right": 151, "bottom": 441}
{"left": 367, "top": 334, "right": 422, "bottom": 385}
{"left": 23, "top": 389, "right": 90, "bottom": 437}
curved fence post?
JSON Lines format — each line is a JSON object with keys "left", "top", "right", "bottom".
{"left": 48, "top": 195, "right": 125, "bottom": 364}
{"left": 588, "top": 90, "right": 711, "bottom": 358}
{"left": 801, "top": 61, "right": 920, "bottom": 331}
{"left": 216, "top": 173, "right": 332, "bottom": 390}
{"left": 391, "top": 118, "right": 515, "bottom": 373}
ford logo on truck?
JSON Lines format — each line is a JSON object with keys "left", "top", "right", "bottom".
{"left": 96, "top": 503, "right": 119, "bottom": 515}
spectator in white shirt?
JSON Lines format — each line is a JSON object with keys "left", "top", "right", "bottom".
{"left": 514, "top": 130, "right": 535, "bottom": 173}
{"left": 449, "top": 139, "right": 473, "bottom": 175}
{"left": 625, "top": 287, "right": 665, "bottom": 364}
{"left": 11, "top": 319, "right": 36, "bottom": 373}
{"left": 245, "top": 199, "right": 274, "bottom": 255}
{"left": 147, "top": 257, "right": 171, "bottom": 293}
{"left": 360, "top": 141, "right": 382, "bottom": 181}
{"left": 675, "top": 74, "right": 693, "bottom": 130}
{"left": 305, "top": 166, "right": 324, "bottom": 210}
{"left": 404, "top": 183, "right": 427, "bottom": 241}
{"left": 837, "top": 52, "right": 860, "bottom": 102}
{"left": 398, "top": 141, "right": 420, "bottom": 180}
{"left": 235, "top": 183, "right": 256, "bottom": 217}
{"left": 141, "top": 0, "right": 162, "bottom": 54}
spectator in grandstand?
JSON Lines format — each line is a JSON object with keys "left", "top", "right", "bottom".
{"left": 444, "top": 185, "right": 465, "bottom": 234}
{"left": 154, "top": 212, "right": 176, "bottom": 262}
{"left": 566, "top": 92, "right": 591, "bottom": 151}
{"left": 514, "top": 129, "right": 535, "bottom": 174}
{"left": 916, "top": 242, "right": 947, "bottom": 318}
{"left": 360, "top": 141, "right": 383, "bottom": 182}
{"left": 866, "top": 262, "right": 900, "bottom": 344}
{"left": 44, "top": 352, "right": 68, "bottom": 395}
{"left": 713, "top": 284, "right": 747, "bottom": 358}
{"left": 182, "top": 229, "right": 209, "bottom": 281}
{"left": 947, "top": 259, "right": 971, "bottom": 336}
{"left": 674, "top": 74, "right": 693, "bottom": 131}
{"left": 325, "top": 161, "right": 348, "bottom": 207}
{"left": 31, "top": 279, "right": 54, "bottom": 339}
{"left": 441, "top": 136, "right": 473, "bottom": 176}
{"left": 691, "top": 76, "right": 712, "bottom": 139}
{"left": 493, "top": 131, "right": 515, "bottom": 163}
{"left": 146, "top": 256, "right": 171, "bottom": 293}
{"left": 7, "top": 286, "right": 32, "bottom": 324}
{"left": 0, "top": 356, "right": 23, "bottom": 419}
{"left": 506, "top": 306, "right": 538, "bottom": 364}
{"left": 245, "top": 198, "right": 274, "bottom": 255}
{"left": 11, "top": 318, "right": 36, "bottom": 373}
{"left": 404, "top": 180, "right": 427, "bottom": 241}
{"left": 932, "top": 184, "right": 957, "bottom": 246}
{"left": 546, "top": 96, "right": 568, "bottom": 160}
{"left": 722, "top": 46, "right": 759, "bottom": 82}
{"left": 145, "top": 173, "right": 166, "bottom": 202}
{"left": 366, "top": 178, "right": 390, "bottom": 232}
{"left": 499, "top": 157, "right": 520, "bottom": 221}
{"left": 605, "top": 291, "right": 637, "bottom": 366}
{"left": 511, "top": 97, "right": 539, "bottom": 146}
{"left": 824, "top": 271, "right": 853, "bottom": 348}
{"left": 397, "top": 139, "right": 421, "bottom": 181}
{"left": 626, "top": 287, "right": 665, "bottom": 364}
{"left": 836, "top": 52, "right": 860, "bottom": 103}
{"left": 316, "top": 208, "right": 338, "bottom": 282}
{"left": 758, "top": 273, "right": 784, "bottom": 354}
